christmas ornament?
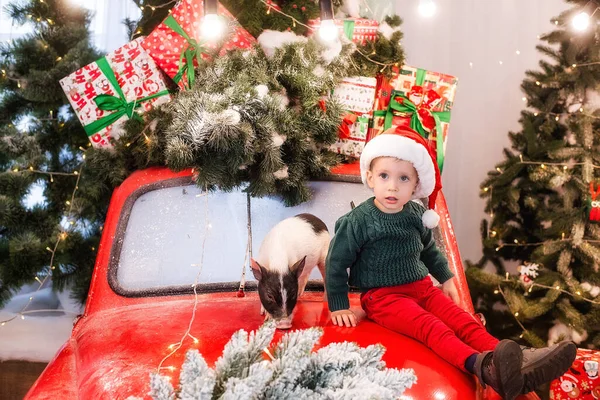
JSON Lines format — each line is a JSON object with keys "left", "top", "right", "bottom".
{"left": 517, "top": 263, "right": 539, "bottom": 287}
{"left": 589, "top": 182, "right": 600, "bottom": 221}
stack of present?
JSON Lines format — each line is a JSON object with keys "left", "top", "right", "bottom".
{"left": 328, "top": 76, "right": 377, "bottom": 158}
{"left": 307, "top": 18, "right": 379, "bottom": 44}
{"left": 328, "top": 65, "right": 458, "bottom": 173}
{"left": 371, "top": 65, "right": 457, "bottom": 172}
{"left": 61, "top": 0, "right": 256, "bottom": 147}
{"left": 551, "top": 348, "right": 600, "bottom": 399}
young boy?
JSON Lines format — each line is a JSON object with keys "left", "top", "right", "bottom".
{"left": 326, "top": 126, "right": 577, "bottom": 400}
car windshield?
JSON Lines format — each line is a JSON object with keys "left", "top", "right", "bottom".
{"left": 112, "top": 179, "right": 374, "bottom": 294}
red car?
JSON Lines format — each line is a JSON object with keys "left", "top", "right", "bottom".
{"left": 26, "top": 164, "right": 540, "bottom": 399}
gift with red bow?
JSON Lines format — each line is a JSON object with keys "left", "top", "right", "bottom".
{"left": 371, "top": 65, "right": 458, "bottom": 172}
{"left": 328, "top": 76, "right": 377, "bottom": 158}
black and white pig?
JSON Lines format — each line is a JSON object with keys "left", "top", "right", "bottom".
{"left": 250, "top": 213, "right": 329, "bottom": 329}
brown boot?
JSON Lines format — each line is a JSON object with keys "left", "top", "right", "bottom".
{"left": 520, "top": 341, "right": 577, "bottom": 394}
{"left": 474, "top": 339, "right": 524, "bottom": 400}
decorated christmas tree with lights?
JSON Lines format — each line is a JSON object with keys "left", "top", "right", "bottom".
{"left": 0, "top": 0, "right": 104, "bottom": 307}
{"left": 467, "top": 0, "right": 600, "bottom": 348}
{"left": 0, "top": 0, "right": 404, "bottom": 310}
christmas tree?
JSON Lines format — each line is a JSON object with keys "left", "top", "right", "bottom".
{"left": 0, "top": 0, "right": 405, "bottom": 308}
{"left": 0, "top": 0, "right": 103, "bottom": 306}
{"left": 467, "top": 0, "right": 600, "bottom": 348}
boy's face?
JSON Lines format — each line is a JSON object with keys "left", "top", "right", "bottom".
{"left": 366, "top": 157, "right": 419, "bottom": 214}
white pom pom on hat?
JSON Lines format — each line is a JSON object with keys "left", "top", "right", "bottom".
{"left": 359, "top": 126, "right": 442, "bottom": 228}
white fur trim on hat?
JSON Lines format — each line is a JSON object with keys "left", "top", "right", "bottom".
{"left": 360, "top": 134, "right": 436, "bottom": 200}
{"left": 422, "top": 209, "right": 440, "bottom": 229}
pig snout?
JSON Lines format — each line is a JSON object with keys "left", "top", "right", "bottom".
{"left": 276, "top": 316, "right": 293, "bottom": 330}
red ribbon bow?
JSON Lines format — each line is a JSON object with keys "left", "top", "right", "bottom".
{"left": 338, "top": 112, "right": 358, "bottom": 139}
{"left": 406, "top": 85, "right": 443, "bottom": 133}
{"left": 590, "top": 182, "right": 600, "bottom": 221}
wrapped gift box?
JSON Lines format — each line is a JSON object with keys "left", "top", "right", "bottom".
{"left": 328, "top": 76, "right": 376, "bottom": 158}
{"left": 141, "top": 0, "right": 256, "bottom": 90}
{"left": 60, "top": 37, "right": 172, "bottom": 149}
{"left": 307, "top": 18, "right": 379, "bottom": 44}
{"left": 371, "top": 65, "right": 457, "bottom": 171}
{"left": 551, "top": 348, "right": 600, "bottom": 399}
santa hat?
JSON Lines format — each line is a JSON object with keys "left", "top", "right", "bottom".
{"left": 359, "top": 126, "right": 442, "bottom": 228}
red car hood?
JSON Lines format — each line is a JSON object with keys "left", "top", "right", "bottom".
{"left": 67, "top": 292, "right": 474, "bottom": 399}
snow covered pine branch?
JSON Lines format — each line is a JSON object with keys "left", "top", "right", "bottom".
{"left": 128, "top": 322, "right": 417, "bottom": 399}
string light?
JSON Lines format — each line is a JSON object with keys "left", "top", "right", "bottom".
{"left": 572, "top": 11, "right": 591, "bottom": 31}
{"left": 200, "top": 0, "right": 225, "bottom": 41}
{"left": 158, "top": 188, "right": 210, "bottom": 372}
{"left": 1, "top": 154, "right": 86, "bottom": 327}
{"left": 418, "top": 0, "right": 437, "bottom": 17}
{"left": 318, "top": 0, "right": 338, "bottom": 42}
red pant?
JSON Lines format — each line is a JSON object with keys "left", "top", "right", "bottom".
{"left": 361, "top": 276, "right": 499, "bottom": 371}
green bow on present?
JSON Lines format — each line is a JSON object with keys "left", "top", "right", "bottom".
{"left": 343, "top": 20, "right": 355, "bottom": 41}
{"left": 163, "top": 14, "right": 209, "bottom": 89}
{"left": 382, "top": 69, "right": 451, "bottom": 172}
{"left": 83, "top": 57, "right": 169, "bottom": 137}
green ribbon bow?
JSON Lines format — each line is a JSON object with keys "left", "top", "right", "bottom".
{"left": 83, "top": 57, "right": 169, "bottom": 137}
{"left": 163, "top": 14, "right": 208, "bottom": 89}
{"left": 343, "top": 20, "right": 355, "bottom": 41}
{"left": 380, "top": 68, "right": 451, "bottom": 172}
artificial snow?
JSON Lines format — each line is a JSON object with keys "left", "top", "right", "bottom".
{"left": 257, "top": 30, "right": 307, "bottom": 58}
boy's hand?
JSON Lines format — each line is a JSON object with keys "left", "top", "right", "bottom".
{"left": 331, "top": 309, "right": 357, "bottom": 327}
{"left": 442, "top": 279, "right": 460, "bottom": 305}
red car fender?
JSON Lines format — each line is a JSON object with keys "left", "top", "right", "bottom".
{"left": 25, "top": 340, "right": 78, "bottom": 399}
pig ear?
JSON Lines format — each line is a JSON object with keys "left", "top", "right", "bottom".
{"left": 250, "top": 258, "right": 263, "bottom": 281}
{"left": 291, "top": 256, "right": 306, "bottom": 279}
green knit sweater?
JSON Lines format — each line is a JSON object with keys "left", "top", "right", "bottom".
{"left": 326, "top": 197, "right": 454, "bottom": 312}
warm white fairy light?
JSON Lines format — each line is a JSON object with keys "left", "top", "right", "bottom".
{"left": 418, "top": 0, "right": 436, "bottom": 17}
{"left": 572, "top": 11, "right": 591, "bottom": 31}
{"left": 0, "top": 154, "right": 86, "bottom": 327}
{"left": 157, "top": 188, "right": 210, "bottom": 372}
{"left": 318, "top": 19, "right": 338, "bottom": 41}
{"left": 200, "top": 14, "right": 225, "bottom": 40}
